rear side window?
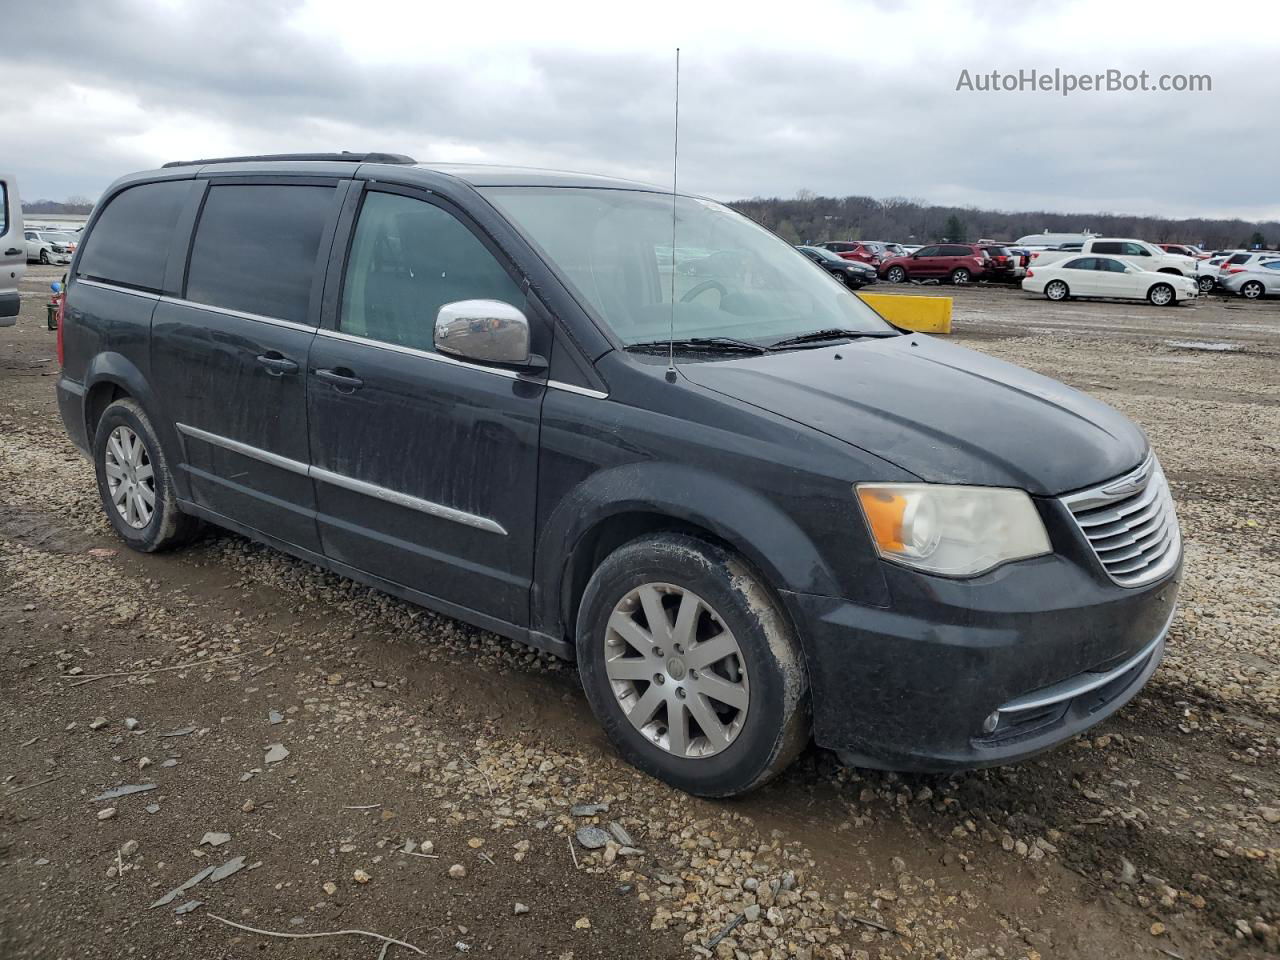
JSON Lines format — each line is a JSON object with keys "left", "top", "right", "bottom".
{"left": 76, "top": 180, "right": 189, "bottom": 292}
{"left": 339, "top": 191, "right": 522, "bottom": 353}
{"left": 1063, "top": 258, "right": 1095, "bottom": 270}
{"left": 1091, "top": 241, "right": 1120, "bottom": 254}
{"left": 940, "top": 245, "right": 972, "bottom": 257}
{"left": 186, "top": 184, "right": 335, "bottom": 325}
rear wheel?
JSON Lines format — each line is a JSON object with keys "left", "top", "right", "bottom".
{"left": 1045, "top": 279, "right": 1069, "bottom": 301}
{"left": 576, "top": 534, "right": 809, "bottom": 797}
{"left": 93, "top": 398, "right": 202, "bottom": 552}
{"left": 1241, "top": 280, "right": 1265, "bottom": 300}
{"left": 885, "top": 265, "right": 906, "bottom": 283}
{"left": 1147, "top": 283, "right": 1175, "bottom": 306}
{"left": 950, "top": 268, "right": 971, "bottom": 285}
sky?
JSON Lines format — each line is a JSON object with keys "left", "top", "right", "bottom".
{"left": 4, "top": 0, "right": 1277, "bottom": 221}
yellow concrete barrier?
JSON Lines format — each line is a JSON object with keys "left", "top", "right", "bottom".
{"left": 857, "top": 292, "right": 952, "bottom": 334}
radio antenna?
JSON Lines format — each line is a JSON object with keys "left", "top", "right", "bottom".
{"left": 667, "top": 47, "right": 681, "bottom": 379}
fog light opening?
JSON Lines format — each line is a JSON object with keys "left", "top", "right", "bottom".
{"left": 982, "top": 711, "right": 1000, "bottom": 735}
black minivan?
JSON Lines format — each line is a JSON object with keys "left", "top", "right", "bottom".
{"left": 56, "top": 154, "right": 1181, "bottom": 796}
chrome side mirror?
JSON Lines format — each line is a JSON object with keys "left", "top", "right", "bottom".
{"left": 434, "top": 300, "right": 531, "bottom": 366}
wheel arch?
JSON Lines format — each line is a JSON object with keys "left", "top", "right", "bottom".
{"left": 535, "top": 463, "right": 846, "bottom": 649}
{"left": 81, "top": 353, "right": 188, "bottom": 495}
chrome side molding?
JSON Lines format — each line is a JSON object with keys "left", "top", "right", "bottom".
{"left": 176, "top": 423, "right": 507, "bottom": 535}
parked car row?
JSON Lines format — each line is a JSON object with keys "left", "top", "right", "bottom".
{"left": 815, "top": 240, "right": 1031, "bottom": 286}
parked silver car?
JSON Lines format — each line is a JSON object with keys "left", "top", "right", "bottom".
{"left": 1219, "top": 259, "right": 1280, "bottom": 299}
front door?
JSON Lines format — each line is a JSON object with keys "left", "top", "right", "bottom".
{"left": 151, "top": 179, "right": 347, "bottom": 553}
{"left": 307, "top": 186, "right": 545, "bottom": 627}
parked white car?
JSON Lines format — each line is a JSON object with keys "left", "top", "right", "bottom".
{"left": 1219, "top": 259, "right": 1280, "bottom": 299}
{"left": 1195, "top": 256, "right": 1228, "bottom": 293}
{"left": 1023, "top": 255, "right": 1198, "bottom": 306}
{"left": 1030, "top": 238, "right": 1197, "bottom": 277}
{"left": 25, "top": 229, "right": 78, "bottom": 265}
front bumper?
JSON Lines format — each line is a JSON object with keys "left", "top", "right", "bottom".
{"left": 782, "top": 535, "right": 1180, "bottom": 771}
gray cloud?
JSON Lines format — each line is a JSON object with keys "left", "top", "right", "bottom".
{"left": 4, "top": 0, "right": 1275, "bottom": 221}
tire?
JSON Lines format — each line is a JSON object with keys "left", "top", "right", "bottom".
{"left": 950, "top": 268, "right": 971, "bottom": 285}
{"left": 1241, "top": 280, "right": 1264, "bottom": 300}
{"left": 576, "top": 534, "right": 810, "bottom": 797}
{"left": 1147, "top": 283, "right": 1175, "bottom": 306}
{"left": 1197, "top": 275, "right": 1215, "bottom": 294}
{"left": 1045, "top": 279, "right": 1069, "bottom": 301}
{"left": 39, "top": 249, "right": 50, "bottom": 265}
{"left": 885, "top": 265, "right": 906, "bottom": 283}
{"left": 92, "top": 398, "right": 202, "bottom": 552}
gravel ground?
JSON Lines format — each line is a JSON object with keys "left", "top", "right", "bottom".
{"left": 2, "top": 266, "right": 1277, "bottom": 959}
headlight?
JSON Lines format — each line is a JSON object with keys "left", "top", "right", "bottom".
{"left": 855, "top": 484, "right": 1051, "bottom": 577}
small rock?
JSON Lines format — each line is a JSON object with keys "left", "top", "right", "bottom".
{"left": 89, "top": 718, "right": 109, "bottom": 731}
{"left": 1150, "top": 922, "right": 1166, "bottom": 936}
{"left": 268, "top": 710, "right": 284, "bottom": 725}
{"left": 200, "top": 832, "right": 231, "bottom": 848}
{"left": 138, "top": 757, "right": 153, "bottom": 770}
{"left": 353, "top": 869, "right": 371, "bottom": 884}
{"left": 264, "top": 743, "right": 290, "bottom": 764}
{"left": 420, "top": 841, "right": 434, "bottom": 855}
{"left": 242, "top": 799, "right": 255, "bottom": 813}
{"left": 570, "top": 803, "right": 609, "bottom": 817}
{"left": 1259, "top": 807, "right": 1280, "bottom": 825}
{"left": 124, "top": 718, "right": 140, "bottom": 731}
{"left": 145, "top": 804, "right": 160, "bottom": 815}
{"left": 514, "top": 902, "right": 529, "bottom": 915}
{"left": 574, "top": 917, "right": 591, "bottom": 930}
{"left": 744, "top": 904, "right": 761, "bottom": 923}
{"left": 120, "top": 840, "right": 139, "bottom": 857}
{"left": 467, "top": 838, "right": 484, "bottom": 849}
{"left": 607, "top": 822, "right": 634, "bottom": 847}
{"left": 174, "top": 900, "right": 202, "bottom": 915}
{"left": 576, "top": 826, "right": 611, "bottom": 850}
{"left": 323, "top": 881, "right": 338, "bottom": 895}
{"left": 97, "top": 808, "right": 117, "bottom": 821}
{"left": 448, "top": 863, "right": 467, "bottom": 879}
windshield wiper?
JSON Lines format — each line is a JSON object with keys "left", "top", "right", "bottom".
{"left": 768, "top": 328, "right": 897, "bottom": 349}
{"left": 626, "top": 337, "right": 769, "bottom": 354}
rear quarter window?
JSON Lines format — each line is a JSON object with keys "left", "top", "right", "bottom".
{"left": 1091, "top": 242, "right": 1121, "bottom": 255}
{"left": 185, "top": 184, "right": 336, "bottom": 325}
{"left": 76, "top": 180, "right": 191, "bottom": 291}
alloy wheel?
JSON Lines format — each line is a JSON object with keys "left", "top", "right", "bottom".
{"left": 1046, "top": 280, "right": 1067, "bottom": 300}
{"left": 604, "top": 582, "right": 749, "bottom": 759}
{"left": 1150, "top": 285, "right": 1173, "bottom": 305}
{"left": 1242, "top": 281, "right": 1263, "bottom": 299}
{"left": 104, "top": 425, "right": 156, "bottom": 529}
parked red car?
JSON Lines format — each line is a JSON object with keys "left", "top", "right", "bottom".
{"left": 880, "top": 243, "right": 990, "bottom": 284}
{"left": 1157, "top": 243, "right": 1209, "bottom": 260}
{"left": 818, "top": 241, "right": 885, "bottom": 267}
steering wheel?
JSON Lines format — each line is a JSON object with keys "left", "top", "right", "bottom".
{"left": 680, "top": 280, "right": 727, "bottom": 303}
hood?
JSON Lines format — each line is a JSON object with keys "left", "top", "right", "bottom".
{"left": 680, "top": 335, "right": 1147, "bottom": 495}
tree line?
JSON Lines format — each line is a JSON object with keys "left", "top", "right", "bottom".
{"left": 729, "top": 193, "right": 1276, "bottom": 251}
{"left": 23, "top": 198, "right": 95, "bottom": 215}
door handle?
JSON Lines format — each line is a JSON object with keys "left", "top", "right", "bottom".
{"left": 256, "top": 353, "right": 299, "bottom": 376}
{"left": 4, "top": 248, "right": 20, "bottom": 256}
{"left": 315, "top": 367, "right": 364, "bottom": 392}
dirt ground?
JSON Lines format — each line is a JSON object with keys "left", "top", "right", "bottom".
{"left": 2, "top": 265, "right": 1277, "bottom": 960}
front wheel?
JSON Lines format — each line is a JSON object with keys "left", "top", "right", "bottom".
{"left": 576, "top": 534, "right": 810, "bottom": 797}
{"left": 1147, "top": 283, "right": 1176, "bottom": 306}
{"left": 39, "top": 250, "right": 50, "bottom": 265}
{"left": 1241, "top": 280, "right": 1265, "bottom": 300}
{"left": 1197, "top": 275, "right": 1215, "bottom": 293}
{"left": 1045, "top": 279, "right": 1070, "bottom": 301}
{"left": 93, "top": 398, "right": 202, "bottom": 552}
{"left": 950, "top": 268, "right": 971, "bottom": 285}
{"left": 885, "top": 265, "right": 906, "bottom": 283}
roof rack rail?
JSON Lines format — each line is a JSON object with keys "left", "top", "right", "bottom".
{"left": 162, "top": 152, "right": 416, "bottom": 168}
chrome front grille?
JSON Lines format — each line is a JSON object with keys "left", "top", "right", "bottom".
{"left": 1062, "top": 454, "right": 1181, "bottom": 587}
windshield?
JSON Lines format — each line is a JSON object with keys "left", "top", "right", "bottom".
{"left": 481, "top": 187, "right": 893, "bottom": 345}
